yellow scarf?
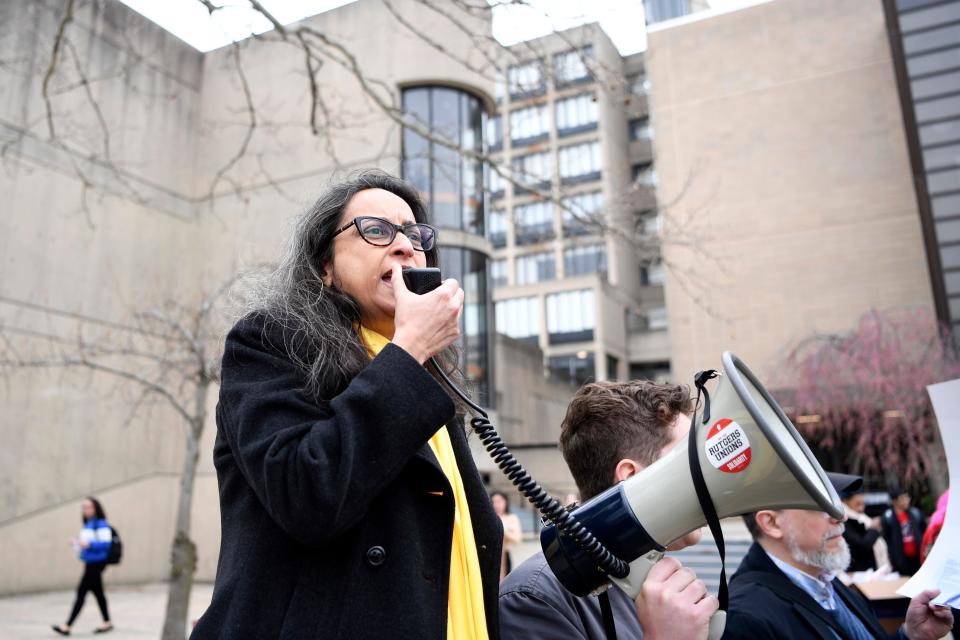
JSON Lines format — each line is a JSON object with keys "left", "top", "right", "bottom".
{"left": 359, "top": 326, "right": 489, "bottom": 640}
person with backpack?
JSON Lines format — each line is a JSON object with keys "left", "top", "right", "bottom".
{"left": 52, "top": 497, "right": 114, "bottom": 635}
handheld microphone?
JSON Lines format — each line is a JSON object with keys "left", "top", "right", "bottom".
{"left": 401, "top": 267, "right": 442, "bottom": 296}
{"left": 400, "top": 267, "right": 630, "bottom": 581}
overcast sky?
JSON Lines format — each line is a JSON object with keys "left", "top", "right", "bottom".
{"left": 116, "top": 0, "right": 764, "bottom": 55}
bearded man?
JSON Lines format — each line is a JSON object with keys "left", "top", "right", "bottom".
{"left": 724, "top": 473, "right": 953, "bottom": 640}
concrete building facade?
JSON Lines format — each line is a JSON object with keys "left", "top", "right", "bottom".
{"left": 0, "top": 0, "right": 511, "bottom": 594}
{"left": 884, "top": 0, "right": 960, "bottom": 341}
{"left": 645, "top": 0, "right": 937, "bottom": 382}
{"left": 488, "top": 25, "right": 671, "bottom": 392}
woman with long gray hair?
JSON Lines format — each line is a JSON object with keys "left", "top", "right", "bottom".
{"left": 191, "top": 170, "right": 502, "bottom": 639}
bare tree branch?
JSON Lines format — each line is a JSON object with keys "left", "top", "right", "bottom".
{"left": 64, "top": 38, "right": 112, "bottom": 161}
{"left": 207, "top": 43, "right": 257, "bottom": 201}
{"left": 41, "top": 0, "right": 75, "bottom": 141}
{"left": 249, "top": 0, "right": 287, "bottom": 38}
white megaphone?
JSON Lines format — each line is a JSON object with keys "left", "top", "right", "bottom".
{"left": 540, "top": 352, "right": 844, "bottom": 639}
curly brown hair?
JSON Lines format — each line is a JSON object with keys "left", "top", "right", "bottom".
{"left": 559, "top": 380, "right": 693, "bottom": 500}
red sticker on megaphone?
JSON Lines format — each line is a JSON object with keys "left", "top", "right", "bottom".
{"left": 705, "top": 418, "right": 751, "bottom": 473}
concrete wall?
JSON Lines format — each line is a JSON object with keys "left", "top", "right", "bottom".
{"left": 0, "top": 0, "right": 208, "bottom": 594}
{"left": 0, "top": 0, "right": 495, "bottom": 595}
{"left": 490, "top": 334, "right": 578, "bottom": 499}
{"left": 646, "top": 0, "right": 935, "bottom": 381}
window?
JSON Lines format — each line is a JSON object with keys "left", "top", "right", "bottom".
{"left": 606, "top": 354, "right": 620, "bottom": 381}
{"left": 632, "top": 162, "right": 656, "bottom": 186}
{"left": 562, "top": 191, "right": 603, "bottom": 235}
{"left": 640, "top": 260, "right": 665, "bottom": 286}
{"left": 546, "top": 289, "right": 594, "bottom": 344}
{"left": 627, "top": 74, "right": 650, "bottom": 96}
{"left": 564, "top": 244, "right": 607, "bottom": 277}
{"left": 402, "top": 86, "right": 484, "bottom": 234}
{"left": 440, "top": 247, "right": 492, "bottom": 406}
{"left": 549, "top": 352, "right": 595, "bottom": 386}
{"left": 647, "top": 307, "right": 668, "bottom": 330}
{"left": 629, "top": 116, "right": 651, "bottom": 141}
{"left": 516, "top": 251, "right": 556, "bottom": 285}
{"left": 491, "top": 258, "right": 508, "bottom": 288}
{"left": 489, "top": 168, "right": 506, "bottom": 196}
{"left": 513, "top": 151, "right": 554, "bottom": 187}
{"left": 496, "top": 296, "right": 540, "bottom": 342}
{"left": 554, "top": 46, "right": 593, "bottom": 85}
{"left": 629, "top": 361, "right": 670, "bottom": 382}
{"left": 495, "top": 72, "right": 506, "bottom": 103}
{"left": 556, "top": 94, "right": 598, "bottom": 135}
{"left": 637, "top": 209, "right": 661, "bottom": 235}
{"left": 487, "top": 115, "right": 503, "bottom": 150}
{"left": 508, "top": 61, "right": 545, "bottom": 98}
{"left": 489, "top": 209, "right": 507, "bottom": 248}
{"left": 515, "top": 200, "right": 555, "bottom": 244}
{"left": 559, "top": 142, "right": 601, "bottom": 183}
{"left": 510, "top": 105, "right": 550, "bottom": 143}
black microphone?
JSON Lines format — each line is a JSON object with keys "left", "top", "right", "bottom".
{"left": 401, "top": 267, "right": 442, "bottom": 295}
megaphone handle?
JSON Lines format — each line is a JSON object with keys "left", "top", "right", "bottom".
{"left": 610, "top": 550, "right": 663, "bottom": 598}
{"left": 610, "top": 551, "right": 727, "bottom": 640}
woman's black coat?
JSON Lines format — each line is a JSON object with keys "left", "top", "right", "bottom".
{"left": 191, "top": 314, "right": 503, "bottom": 639}
{"left": 843, "top": 518, "right": 881, "bottom": 572}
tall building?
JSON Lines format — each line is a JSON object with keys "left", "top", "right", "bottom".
{"left": 884, "top": 0, "right": 960, "bottom": 341}
{"left": 488, "top": 24, "right": 671, "bottom": 393}
{"left": 644, "top": 0, "right": 711, "bottom": 24}
{"left": 645, "top": 0, "right": 937, "bottom": 380}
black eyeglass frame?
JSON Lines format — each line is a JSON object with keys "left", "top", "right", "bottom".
{"left": 331, "top": 216, "right": 439, "bottom": 252}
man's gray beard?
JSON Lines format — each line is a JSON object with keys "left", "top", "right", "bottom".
{"left": 784, "top": 524, "right": 851, "bottom": 574}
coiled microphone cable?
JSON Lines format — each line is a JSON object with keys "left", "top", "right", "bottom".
{"left": 425, "top": 357, "right": 629, "bottom": 580}
{"left": 403, "top": 267, "right": 627, "bottom": 579}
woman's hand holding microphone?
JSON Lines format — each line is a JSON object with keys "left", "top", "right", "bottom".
{"left": 390, "top": 263, "right": 464, "bottom": 364}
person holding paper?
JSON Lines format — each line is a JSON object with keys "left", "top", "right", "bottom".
{"left": 726, "top": 491, "right": 954, "bottom": 639}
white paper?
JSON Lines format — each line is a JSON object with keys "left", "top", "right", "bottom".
{"left": 897, "top": 378, "right": 960, "bottom": 605}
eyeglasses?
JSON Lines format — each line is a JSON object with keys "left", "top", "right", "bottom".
{"left": 332, "top": 216, "right": 438, "bottom": 252}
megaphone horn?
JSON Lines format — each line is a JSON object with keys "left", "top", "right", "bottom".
{"left": 541, "top": 351, "right": 843, "bottom": 636}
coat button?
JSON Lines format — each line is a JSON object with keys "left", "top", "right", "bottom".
{"left": 365, "top": 545, "right": 386, "bottom": 567}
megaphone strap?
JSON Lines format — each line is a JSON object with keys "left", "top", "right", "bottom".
{"left": 598, "top": 591, "right": 617, "bottom": 640}
{"left": 690, "top": 370, "right": 729, "bottom": 613}
{"left": 694, "top": 369, "right": 720, "bottom": 425}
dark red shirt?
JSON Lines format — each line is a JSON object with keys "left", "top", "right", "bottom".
{"left": 897, "top": 510, "right": 918, "bottom": 557}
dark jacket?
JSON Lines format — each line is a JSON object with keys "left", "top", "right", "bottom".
{"left": 843, "top": 518, "right": 881, "bottom": 572}
{"left": 499, "top": 551, "right": 642, "bottom": 639}
{"left": 723, "top": 542, "right": 896, "bottom": 640}
{"left": 881, "top": 507, "right": 926, "bottom": 576}
{"left": 191, "top": 314, "right": 502, "bottom": 639}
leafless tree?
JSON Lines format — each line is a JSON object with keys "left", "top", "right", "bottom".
{"left": 0, "top": 277, "right": 236, "bottom": 640}
{"left": 0, "top": 1, "right": 714, "bottom": 633}
{"left": 1, "top": 0, "right": 703, "bottom": 257}
{"left": 778, "top": 307, "right": 959, "bottom": 497}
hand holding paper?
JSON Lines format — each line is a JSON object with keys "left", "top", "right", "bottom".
{"left": 903, "top": 589, "right": 954, "bottom": 640}
{"left": 897, "top": 379, "right": 960, "bottom": 613}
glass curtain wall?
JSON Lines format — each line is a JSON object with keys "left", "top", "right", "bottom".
{"left": 403, "top": 86, "right": 491, "bottom": 405}
{"left": 440, "top": 247, "right": 491, "bottom": 406}
{"left": 402, "top": 86, "right": 485, "bottom": 235}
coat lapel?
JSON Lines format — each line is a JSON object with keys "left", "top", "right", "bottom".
{"left": 733, "top": 544, "right": 853, "bottom": 639}
{"left": 413, "top": 441, "right": 444, "bottom": 475}
{"left": 834, "top": 581, "right": 889, "bottom": 640}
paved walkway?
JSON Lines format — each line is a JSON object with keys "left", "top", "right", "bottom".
{"left": 0, "top": 526, "right": 747, "bottom": 639}
{"left": 0, "top": 583, "right": 214, "bottom": 639}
